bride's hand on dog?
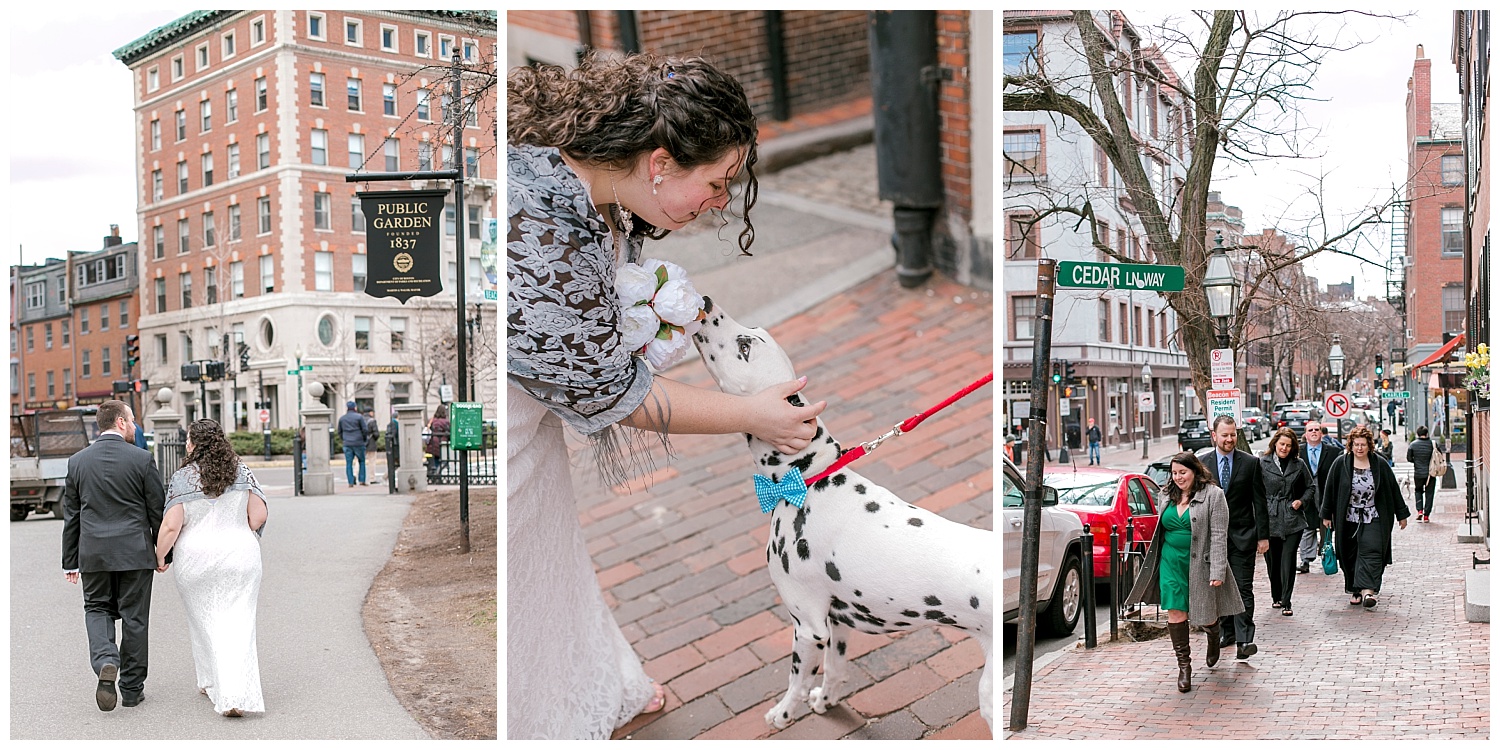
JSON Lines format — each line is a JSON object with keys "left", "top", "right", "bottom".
{"left": 748, "top": 377, "right": 827, "bottom": 454}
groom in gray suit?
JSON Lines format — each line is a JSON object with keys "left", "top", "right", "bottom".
{"left": 62, "top": 400, "right": 166, "bottom": 711}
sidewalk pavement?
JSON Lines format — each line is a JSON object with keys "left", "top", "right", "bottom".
{"left": 1003, "top": 461, "right": 1488, "bottom": 740}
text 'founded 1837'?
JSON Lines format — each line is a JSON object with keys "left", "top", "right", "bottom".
{"left": 359, "top": 189, "right": 448, "bottom": 302}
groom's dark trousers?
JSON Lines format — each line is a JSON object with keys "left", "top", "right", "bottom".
{"left": 62, "top": 432, "right": 166, "bottom": 700}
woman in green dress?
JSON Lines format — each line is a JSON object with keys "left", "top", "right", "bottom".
{"left": 1126, "top": 451, "right": 1244, "bottom": 692}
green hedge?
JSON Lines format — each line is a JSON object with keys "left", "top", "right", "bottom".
{"left": 227, "top": 429, "right": 388, "bottom": 456}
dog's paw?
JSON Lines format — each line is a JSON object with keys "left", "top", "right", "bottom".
{"left": 808, "top": 686, "right": 838, "bottom": 714}
{"left": 765, "top": 705, "right": 794, "bottom": 730}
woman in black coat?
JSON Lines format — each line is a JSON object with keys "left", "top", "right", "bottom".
{"left": 1258, "top": 428, "right": 1318, "bottom": 616}
{"left": 1320, "top": 425, "right": 1411, "bottom": 608}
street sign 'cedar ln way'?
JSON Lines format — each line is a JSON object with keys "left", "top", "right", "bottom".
{"left": 1056, "top": 261, "right": 1187, "bottom": 292}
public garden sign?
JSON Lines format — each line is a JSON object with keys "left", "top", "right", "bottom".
{"left": 358, "top": 189, "right": 447, "bottom": 302}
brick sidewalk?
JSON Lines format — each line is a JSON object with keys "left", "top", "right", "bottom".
{"left": 1004, "top": 479, "right": 1488, "bottom": 740}
{"left": 570, "top": 269, "right": 993, "bottom": 740}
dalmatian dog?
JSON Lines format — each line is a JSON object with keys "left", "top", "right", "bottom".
{"left": 691, "top": 298, "right": 992, "bottom": 733}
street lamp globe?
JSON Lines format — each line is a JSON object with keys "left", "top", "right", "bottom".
{"left": 1329, "top": 336, "right": 1345, "bottom": 379}
{"left": 1141, "top": 362, "right": 1153, "bottom": 387}
{"left": 1202, "top": 232, "right": 1239, "bottom": 320}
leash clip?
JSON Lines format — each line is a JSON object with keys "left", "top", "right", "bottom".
{"left": 862, "top": 423, "right": 904, "bottom": 453}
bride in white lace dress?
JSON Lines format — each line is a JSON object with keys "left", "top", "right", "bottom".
{"left": 155, "top": 419, "right": 268, "bottom": 717}
{"left": 507, "top": 53, "right": 825, "bottom": 739}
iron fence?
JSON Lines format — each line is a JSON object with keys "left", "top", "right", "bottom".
{"left": 427, "top": 426, "right": 497, "bottom": 486}
{"left": 155, "top": 431, "right": 187, "bottom": 487}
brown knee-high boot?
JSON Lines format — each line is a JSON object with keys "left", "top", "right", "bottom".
{"left": 1167, "top": 620, "right": 1192, "bottom": 692}
{"left": 1203, "top": 622, "right": 1221, "bottom": 667}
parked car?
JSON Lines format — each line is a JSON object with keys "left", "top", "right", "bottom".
{"left": 1241, "top": 407, "right": 1269, "bottom": 440}
{"left": 1003, "top": 457, "right": 1084, "bottom": 637}
{"left": 1178, "top": 415, "right": 1213, "bottom": 451}
{"left": 1145, "top": 455, "right": 1174, "bottom": 490}
{"left": 1044, "top": 468, "right": 1162, "bottom": 580}
{"left": 1274, "top": 407, "right": 1323, "bottom": 438}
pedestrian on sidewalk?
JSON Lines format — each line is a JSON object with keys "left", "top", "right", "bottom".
{"left": 507, "top": 53, "right": 825, "bottom": 739}
{"left": 337, "top": 401, "right": 370, "bottom": 487}
{"left": 1087, "top": 417, "right": 1102, "bottom": 465}
{"left": 1376, "top": 429, "right": 1395, "bottom": 466}
{"left": 1297, "top": 421, "right": 1341, "bottom": 573}
{"left": 1407, "top": 425, "right": 1437, "bottom": 522}
{"left": 1197, "top": 415, "right": 1267, "bottom": 661}
{"left": 1258, "top": 428, "right": 1317, "bottom": 616}
{"left": 1124, "top": 451, "right": 1243, "bottom": 693}
{"left": 1321, "top": 425, "right": 1411, "bottom": 609}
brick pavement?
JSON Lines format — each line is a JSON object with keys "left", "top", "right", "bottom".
{"left": 1004, "top": 467, "right": 1488, "bottom": 740}
{"left": 570, "top": 268, "right": 993, "bottom": 740}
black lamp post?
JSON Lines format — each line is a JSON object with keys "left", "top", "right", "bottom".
{"left": 1203, "top": 231, "right": 1239, "bottom": 349}
{"left": 1328, "top": 335, "right": 1345, "bottom": 392}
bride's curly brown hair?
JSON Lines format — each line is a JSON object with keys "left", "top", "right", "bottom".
{"left": 186, "top": 419, "right": 241, "bottom": 498}
{"left": 508, "top": 52, "right": 760, "bottom": 254}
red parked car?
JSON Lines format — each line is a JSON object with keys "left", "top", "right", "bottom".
{"left": 1043, "top": 468, "right": 1163, "bottom": 580}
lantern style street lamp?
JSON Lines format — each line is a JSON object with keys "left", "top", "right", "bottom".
{"left": 1328, "top": 335, "right": 1345, "bottom": 391}
{"left": 1203, "top": 231, "right": 1239, "bottom": 349}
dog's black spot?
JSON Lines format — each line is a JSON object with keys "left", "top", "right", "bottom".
{"left": 782, "top": 711, "right": 788, "bottom": 719}
{"left": 826, "top": 436, "right": 836, "bottom": 445}
{"left": 811, "top": 424, "right": 823, "bottom": 441}
{"left": 908, "top": 518, "right": 924, "bottom": 527}
{"left": 816, "top": 642, "right": 824, "bottom": 650}
{"left": 854, "top": 590, "right": 862, "bottom": 598}
{"left": 792, "top": 651, "right": 801, "bottom": 665}
{"left": 813, "top": 634, "right": 822, "bottom": 642}
{"left": 971, "top": 596, "right": 980, "bottom": 609}
{"left": 924, "top": 610, "right": 945, "bottom": 620}
{"left": 865, "top": 501, "right": 880, "bottom": 513}
{"left": 938, "top": 617, "right": 957, "bottom": 625}
{"left": 830, "top": 596, "right": 848, "bottom": 610}
{"left": 793, "top": 507, "right": 807, "bottom": 540}
{"left": 901, "top": 609, "right": 920, "bottom": 618}
{"left": 852, "top": 602, "right": 871, "bottom": 615}
{"left": 708, "top": 354, "right": 715, "bottom": 362}
{"left": 713, "top": 318, "right": 720, "bottom": 327}
{"left": 855, "top": 484, "right": 867, "bottom": 494}
{"left": 780, "top": 551, "right": 789, "bottom": 574}
{"left": 825, "top": 561, "right": 841, "bottom": 581}
{"left": 789, "top": 453, "right": 816, "bottom": 473}
{"left": 771, "top": 473, "right": 779, "bottom": 484}
{"left": 765, "top": 547, "right": 771, "bottom": 562}
{"left": 831, "top": 473, "right": 847, "bottom": 487}
{"left": 774, "top": 518, "right": 781, "bottom": 537}
{"left": 787, "top": 393, "right": 805, "bottom": 407}
{"left": 766, "top": 453, "right": 781, "bottom": 466}
{"left": 796, "top": 538, "right": 810, "bottom": 561}
{"left": 837, "top": 640, "right": 847, "bottom": 656}
{"left": 924, "top": 595, "right": 942, "bottom": 606}
{"left": 791, "top": 665, "right": 799, "bottom": 675}
{"left": 745, "top": 434, "right": 754, "bottom": 445}
{"left": 813, "top": 477, "right": 831, "bottom": 492}
{"left": 893, "top": 621, "right": 910, "bottom": 627}
{"left": 791, "top": 613, "right": 801, "bottom": 627}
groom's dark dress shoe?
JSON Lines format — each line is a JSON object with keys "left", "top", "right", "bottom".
{"left": 122, "top": 692, "right": 144, "bottom": 708}
{"left": 1236, "top": 643, "right": 1258, "bottom": 660}
{"left": 96, "top": 663, "right": 118, "bottom": 711}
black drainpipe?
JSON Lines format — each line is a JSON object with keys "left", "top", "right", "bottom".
{"left": 575, "top": 11, "right": 594, "bottom": 62}
{"left": 869, "top": 10, "right": 940, "bottom": 288}
{"left": 765, "top": 11, "right": 790, "bottom": 121}
{"left": 616, "top": 11, "right": 641, "bottom": 54}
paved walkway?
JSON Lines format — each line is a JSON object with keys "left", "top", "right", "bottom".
{"left": 1004, "top": 464, "right": 1488, "bottom": 740}
{"left": 572, "top": 270, "right": 992, "bottom": 739}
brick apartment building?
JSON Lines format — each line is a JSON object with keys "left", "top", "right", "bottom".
{"left": 14, "top": 259, "right": 73, "bottom": 413}
{"left": 1403, "top": 42, "right": 1468, "bottom": 433}
{"left": 112, "top": 10, "right": 497, "bottom": 429}
{"left": 1453, "top": 10, "right": 1489, "bottom": 534}
{"left": 68, "top": 227, "right": 144, "bottom": 411}
{"left": 507, "top": 10, "right": 991, "bottom": 288}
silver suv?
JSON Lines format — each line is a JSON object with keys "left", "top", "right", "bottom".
{"left": 1003, "top": 457, "right": 1084, "bottom": 636}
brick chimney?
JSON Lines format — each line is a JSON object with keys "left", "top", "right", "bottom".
{"left": 103, "top": 224, "right": 122, "bottom": 248}
{"left": 1407, "top": 44, "right": 1431, "bottom": 142}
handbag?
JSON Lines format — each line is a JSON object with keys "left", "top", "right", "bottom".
{"left": 1320, "top": 527, "right": 1338, "bottom": 575}
{"left": 1429, "top": 445, "right": 1448, "bottom": 477}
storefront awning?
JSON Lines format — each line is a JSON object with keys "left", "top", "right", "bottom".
{"left": 1413, "top": 333, "right": 1465, "bottom": 369}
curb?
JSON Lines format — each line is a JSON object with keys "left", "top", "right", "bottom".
{"left": 758, "top": 115, "right": 874, "bottom": 174}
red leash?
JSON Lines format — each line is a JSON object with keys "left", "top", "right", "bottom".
{"left": 803, "top": 372, "right": 993, "bottom": 486}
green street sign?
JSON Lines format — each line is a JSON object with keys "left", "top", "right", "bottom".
{"left": 1056, "top": 261, "right": 1186, "bottom": 292}
{"left": 286, "top": 370, "right": 297, "bottom": 375}
{"left": 301, "top": 365, "right": 314, "bottom": 371}
{"left": 450, "top": 402, "right": 484, "bottom": 450}
{"left": 1380, "top": 390, "right": 1411, "bottom": 399}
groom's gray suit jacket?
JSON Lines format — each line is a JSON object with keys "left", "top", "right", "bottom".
{"left": 61, "top": 434, "right": 166, "bottom": 572}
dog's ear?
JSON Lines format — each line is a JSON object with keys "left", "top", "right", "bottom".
{"left": 787, "top": 393, "right": 805, "bottom": 408}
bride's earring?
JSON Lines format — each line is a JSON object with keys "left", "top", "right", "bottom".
{"left": 652, "top": 175, "right": 662, "bottom": 195}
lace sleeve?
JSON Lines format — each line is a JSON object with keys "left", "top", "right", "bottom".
{"left": 506, "top": 144, "right": 653, "bottom": 436}
{"left": 237, "top": 462, "right": 267, "bottom": 537}
{"left": 165, "top": 465, "right": 203, "bottom": 511}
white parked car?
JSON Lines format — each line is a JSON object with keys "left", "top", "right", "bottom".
{"left": 1003, "top": 457, "right": 1085, "bottom": 636}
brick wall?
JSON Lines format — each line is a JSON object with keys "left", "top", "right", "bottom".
{"left": 936, "top": 10, "right": 971, "bottom": 223}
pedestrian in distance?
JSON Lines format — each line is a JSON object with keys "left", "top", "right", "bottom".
{"left": 1196, "top": 415, "right": 1268, "bottom": 660}
{"left": 61, "top": 399, "right": 166, "bottom": 711}
{"left": 154, "top": 419, "right": 268, "bottom": 717}
{"left": 1407, "top": 425, "right": 1438, "bottom": 522}
{"left": 508, "top": 51, "right": 826, "bottom": 738}
{"left": 1125, "top": 451, "right": 1244, "bottom": 693}
{"left": 1087, "top": 417, "right": 1102, "bottom": 465}
{"left": 1259, "top": 428, "right": 1318, "bottom": 616}
{"left": 337, "top": 401, "right": 372, "bottom": 487}
{"left": 425, "top": 403, "right": 450, "bottom": 481}
{"left": 1297, "top": 421, "right": 1342, "bottom": 572}
{"left": 1376, "top": 428, "right": 1395, "bottom": 466}
{"left": 365, "top": 409, "right": 381, "bottom": 451}
{"left": 1321, "top": 425, "right": 1411, "bottom": 608}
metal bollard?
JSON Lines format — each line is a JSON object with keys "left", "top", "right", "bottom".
{"left": 1124, "top": 518, "right": 1136, "bottom": 589}
{"left": 292, "top": 434, "right": 303, "bottom": 496}
{"left": 1080, "top": 524, "right": 1097, "bottom": 649}
{"left": 1108, "top": 524, "right": 1119, "bottom": 641}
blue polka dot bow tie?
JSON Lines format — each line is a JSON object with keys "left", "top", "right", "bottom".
{"left": 753, "top": 467, "right": 807, "bottom": 514}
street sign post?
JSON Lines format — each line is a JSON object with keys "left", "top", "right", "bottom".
{"left": 1322, "top": 391, "right": 1353, "bottom": 420}
{"left": 1055, "top": 261, "right": 1186, "bottom": 291}
{"left": 1208, "top": 388, "right": 1243, "bottom": 423}
{"left": 1379, "top": 390, "right": 1412, "bottom": 399}
{"left": 1059, "top": 397, "right": 1071, "bottom": 417}
{"left": 1211, "top": 348, "right": 1235, "bottom": 388}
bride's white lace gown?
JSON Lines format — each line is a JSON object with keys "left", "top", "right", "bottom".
{"left": 168, "top": 464, "right": 265, "bottom": 715}
{"left": 508, "top": 385, "right": 654, "bottom": 739}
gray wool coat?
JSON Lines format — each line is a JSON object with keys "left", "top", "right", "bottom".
{"left": 1124, "top": 484, "right": 1246, "bottom": 627}
{"left": 1258, "top": 453, "right": 1319, "bottom": 538}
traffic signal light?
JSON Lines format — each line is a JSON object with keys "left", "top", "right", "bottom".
{"left": 1064, "top": 386, "right": 1073, "bottom": 398}
{"left": 1381, "top": 378, "right": 1390, "bottom": 389}
{"left": 1051, "top": 361, "right": 1063, "bottom": 384}
{"left": 125, "top": 334, "right": 140, "bottom": 369}
{"left": 1375, "top": 354, "right": 1384, "bottom": 377}
{"left": 238, "top": 342, "right": 251, "bottom": 370}
{"left": 1064, "top": 360, "right": 1077, "bottom": 384}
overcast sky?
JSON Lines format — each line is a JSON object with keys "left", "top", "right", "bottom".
{"left": 1130, "top": 9, "right": 1462, "bottom": 299}
{"left": 4, "top": 8, "right": 194, "bottom": 270}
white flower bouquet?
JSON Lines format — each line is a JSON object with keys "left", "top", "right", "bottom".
{"left": 616, "top": 259, "right": 707, "bottom": 371}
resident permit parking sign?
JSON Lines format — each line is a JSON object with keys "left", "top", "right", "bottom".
{"left": 1207, "top": 388, "right": 1243, "bottom": 423}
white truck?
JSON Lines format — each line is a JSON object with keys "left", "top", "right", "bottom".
{"left": 11, "top": 411, "right": 97, "bottom": 522}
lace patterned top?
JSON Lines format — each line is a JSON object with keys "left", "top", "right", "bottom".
{"left": 507, "top": 143, "right": 654, "bottom": 436}
{"left": 1345, "top": 467, "right": 1378, "bottom": 524}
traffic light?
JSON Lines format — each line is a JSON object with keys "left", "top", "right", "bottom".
{"left": 125, "top": 334, "right": 140, "bottom": 369}
{"left": 1051, "top": 361, "right": 1063, "bottom": 384}
{"left": 1381, "top": 378, "right": 1390, "bottom": 389}
{"left": 238, "top": 342, "right": 251, "bottom": 370}
{"left": 1375, "top": 354, "right": 1384, "bottom": 377}
{"left": 1064, "top": 360, "right": 1077, "bottom": 385}
{"left": 1064, "top": 386, "right": 1073, "bottom": 398}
